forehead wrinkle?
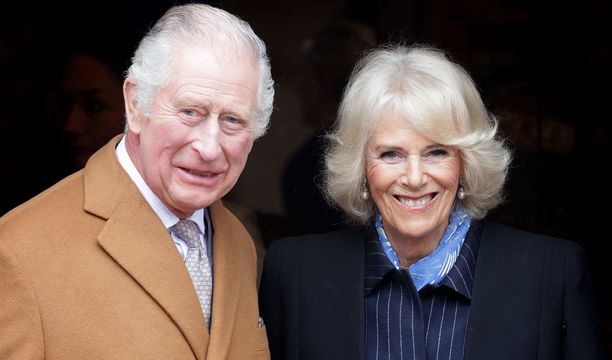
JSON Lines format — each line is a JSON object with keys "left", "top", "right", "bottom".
{"left": 369, "top": 125, "right": 449, "bottom": 154}
{"left": 173, "top": 83, "right": 254, "bottom": 118}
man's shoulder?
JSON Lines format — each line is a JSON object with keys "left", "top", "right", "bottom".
{"left": 0, "top": 171, "right": 85, "bottom": 228}
{"left": 0, "top": 170, "right": 89, "bottom": 257}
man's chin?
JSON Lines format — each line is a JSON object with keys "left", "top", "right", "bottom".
{"left": 173, "top": 195, "right": 218, "bottom": 215}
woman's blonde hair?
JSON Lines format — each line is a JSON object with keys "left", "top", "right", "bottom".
{"left": 324, "top": 44, "right": 511, "bottom": 223}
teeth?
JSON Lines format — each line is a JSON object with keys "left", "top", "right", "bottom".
{"left": 188, "top": 169, "right": 214, "bottom": 177}
{"left": 398, "top": 194, "right": 432, "bottom": 207}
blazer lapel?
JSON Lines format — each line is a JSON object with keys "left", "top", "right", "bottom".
{"left": 300, "top": 228, "right": 366, "bottom": 359}
{"left": 205, "top": 201, "right": 241, "bottom": 359}
{"left": 85, "top": 136, "right": 208, "bottom": 360}
{"left": 464, "top": 223, "right": 542, "bottom": 360}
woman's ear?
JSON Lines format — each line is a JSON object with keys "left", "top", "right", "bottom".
{"left": 123, "top": 79, "right": 143, "bottom": 135}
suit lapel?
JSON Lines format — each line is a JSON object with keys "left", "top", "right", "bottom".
{"left": 85, "top": 136, "right": 208, "bottom": 360}
{"left": 205, "top": 201, "right": 241, "bottom": 359}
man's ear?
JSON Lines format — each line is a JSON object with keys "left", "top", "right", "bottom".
{"left": 123, "top": 79, "right": 143, "bottom": 135}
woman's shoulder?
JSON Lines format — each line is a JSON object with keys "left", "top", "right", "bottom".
{"left": 266, "top": 226, "right": 367, "bottom": 257}
{"left": 479, "top": 221, "right": 584, "bottom": 255}
{"left": 474, "top": 221, "right": 593, "bottom": 289}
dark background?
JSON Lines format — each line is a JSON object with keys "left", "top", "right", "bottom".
{"left": 2, "top": 0, "right": 611, "bottom": 353}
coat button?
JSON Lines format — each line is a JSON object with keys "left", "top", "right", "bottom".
{"left": 561, "top": 320, "right": 567, "bottom": 334}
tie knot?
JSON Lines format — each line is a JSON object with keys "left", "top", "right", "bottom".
{"left": 172, "top": 220, "right": 202, "bottom": 249}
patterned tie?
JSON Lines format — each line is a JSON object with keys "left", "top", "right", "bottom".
{"left": 172, "top": 219, "right": 213, "bottom": 328}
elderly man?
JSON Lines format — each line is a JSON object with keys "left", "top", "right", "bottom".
{"left": 0, "top": 4, "right": 273, "bottom": 359}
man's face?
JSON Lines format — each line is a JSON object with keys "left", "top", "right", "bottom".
{"left": 125, "top": 46, "right": 259, "bottom": 219}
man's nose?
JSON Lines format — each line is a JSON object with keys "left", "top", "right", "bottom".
{"left": 192, "top": 118, "right": 222, "bottom": 160}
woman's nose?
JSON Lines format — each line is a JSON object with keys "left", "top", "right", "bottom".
{"left": 400, "top": 155, "right": 425, "bottom": 187}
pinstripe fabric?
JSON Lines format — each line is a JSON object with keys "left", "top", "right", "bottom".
{"left": 365, "top": 224, "right": 481, "bottom": 360}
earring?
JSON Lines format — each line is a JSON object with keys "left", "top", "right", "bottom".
{"left": 361, "top": 179, "right": 369, "bottom": 200}
{"left": 361, "top": 188, "right": 369, "bottom": 200}
{"left": 457, "top": 186, "right": 465, "bottom": 200}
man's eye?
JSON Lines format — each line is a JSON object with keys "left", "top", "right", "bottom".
{"left": 224, "top": 115, "right": 246, "bottom": 127}
{"left": 182, "top": 108, "right": 197, "bottom": 117}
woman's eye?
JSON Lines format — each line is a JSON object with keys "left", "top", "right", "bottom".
{"left": 380, "top": 151, "right": 399, "bottom": 159}
{"left": 428, "top": 148, "right": 448, "bottom": 157}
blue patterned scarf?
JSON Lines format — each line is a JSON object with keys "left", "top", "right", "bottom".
{"left": 375, "top": 205, "right": 472, "bottom": 290}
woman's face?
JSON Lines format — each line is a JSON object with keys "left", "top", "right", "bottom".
{"left": 365, "top": 113, "right": 462, "bottom": 247}
{"left": 61, "top": 53, "right": 125, "bottom": 168}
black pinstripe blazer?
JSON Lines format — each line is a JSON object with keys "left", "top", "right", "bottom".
{"left": 259, "top": 221, "right": 607, "bottom": 360}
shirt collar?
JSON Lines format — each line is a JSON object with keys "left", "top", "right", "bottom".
{"left": 438, "top": 221, "right": 481, "bottom": 299}
{"left": 365, "top": 222, "right": 481, "bottom": 299}
{"left": 115, "top": 136, "right": 205, "bottom": 234}
{"left": 365, "top": 228, "right": 396, "bottom": 297}
{"left": 375, "top": 206, "right": 471, "bottom": 290}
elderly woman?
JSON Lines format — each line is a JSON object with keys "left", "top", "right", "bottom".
{"left": 259, "top": 45, "right": 606, "bottom": 360}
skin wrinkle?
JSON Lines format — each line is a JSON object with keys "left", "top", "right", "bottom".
{"left": 124, "top": 45, "right": 258, "bottom": 219}
{"left": 171, "top": 81, "right": 256, "bottom": 125}
{"left": 366, "top": 113, "right": 462, "bottom": 268}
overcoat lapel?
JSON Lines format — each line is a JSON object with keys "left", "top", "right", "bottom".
{"left": 205, "top": 201, "right": 241, "bottom": 359}
{"left": 84, "top": 136, "right": 208, "bottom": 360}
